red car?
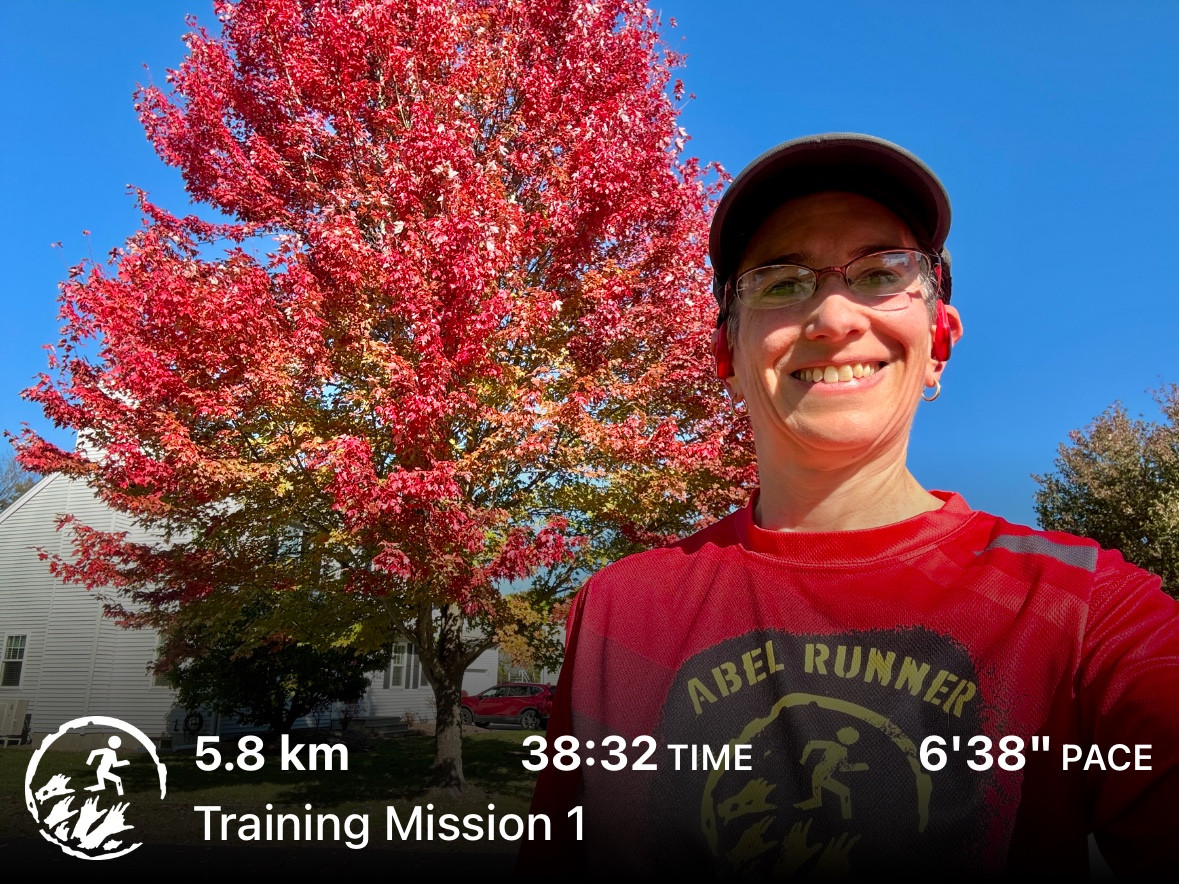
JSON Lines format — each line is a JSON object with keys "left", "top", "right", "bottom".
{"left": 460, "top": 682, "right": 554, "bottom": 730}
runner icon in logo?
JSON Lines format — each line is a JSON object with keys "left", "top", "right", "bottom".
{"left": 794, "top": 726, "right": 869, "bottom": 819}
{"left": 85, "top": 736, "right": 131, "bottom": 797}
{"left": 24, "top": 715, "right": 168, "bottom": 860}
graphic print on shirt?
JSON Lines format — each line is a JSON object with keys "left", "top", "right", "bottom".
{"left": 647, "top": 627, "right": 1004, "bottom": 878}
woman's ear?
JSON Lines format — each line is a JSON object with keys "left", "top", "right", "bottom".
{"left": 713, "top": 324, "right": 745, "bottom": 403}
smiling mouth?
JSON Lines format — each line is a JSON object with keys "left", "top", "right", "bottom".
{"left": 790, "top": 362, "right": 886, "bottom": 384}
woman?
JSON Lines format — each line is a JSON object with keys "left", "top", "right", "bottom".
{"left": 526, "top": 134, "right": 1179, "bottom": 878}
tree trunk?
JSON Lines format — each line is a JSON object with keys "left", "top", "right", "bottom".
{"left": 272, "top": 686, "right": 290, "bottom": 735}
{"left": 429, "top": 603, "right": 467, "bottom": 790}
{"left": 431, "top": 669, "right": 465, "bottom": 790}
{"left": 283, "top": 695, "right": 304, "bottom": 733}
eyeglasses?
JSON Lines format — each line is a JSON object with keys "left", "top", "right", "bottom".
{"left": 734, "top": 249, "right": 936, "bottom": 312}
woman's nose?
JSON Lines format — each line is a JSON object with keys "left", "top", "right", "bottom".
{"left": 802, "top": 275, "right": 870, "bottom": 341}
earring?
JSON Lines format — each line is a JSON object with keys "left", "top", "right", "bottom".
{"left": 922, "top": 380, "right": 941, "bottom": 402}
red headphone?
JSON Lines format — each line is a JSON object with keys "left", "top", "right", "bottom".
{"left": 931, "top": 299, "right": 952, "bottom": 363}
{"left": 714, "top": 324, "right": 733, "bottom": 379}
{"left": 930, "top": 261, "right": 953, "bottom": 362}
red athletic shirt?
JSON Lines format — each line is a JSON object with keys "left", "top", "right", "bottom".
{"left": 525, "top": 491, "right": 1179, "bottom": 878}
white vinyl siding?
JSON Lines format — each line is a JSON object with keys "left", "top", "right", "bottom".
{"left": 0, "top": 473, "right": 175, "bottom": 740}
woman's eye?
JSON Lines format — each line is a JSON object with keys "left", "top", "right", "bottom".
{"left": 738, "top": 266, "right": 814, "bottom": 305}
{"left": 756, "top": 269, "right": 811, "bottom": 302}
{"left": 762, "top": 279, "right": 806, "bottom": 298}
{"left": 853, "top": 269, "right": 902, "bottom": 290}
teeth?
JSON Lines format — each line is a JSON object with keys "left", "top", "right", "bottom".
{"left": 794, "top": 363, "right": 880, "bottom": 384}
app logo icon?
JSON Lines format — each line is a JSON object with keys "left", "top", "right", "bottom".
{"left": 24, "top": 715, "right": 168, "bottom": 859}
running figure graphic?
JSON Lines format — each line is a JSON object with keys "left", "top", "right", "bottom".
{"left": 85, "top": 735, "right": 131, "bottom": 797}
{"left": 794, "top": 727, "right": 869, "bottom": 819}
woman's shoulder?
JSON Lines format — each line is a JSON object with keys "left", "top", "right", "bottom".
{"left": 577, "top": 508, "right": 747, "bottom": 599}
{"left": 964, "top": 503, "right": 1148, "bottom": 580}
{"left": 969, "top": 508, "right": 1105, "bottom": 569}
{"left": 955, "top": 501, "right": 1168, "bottom": 624}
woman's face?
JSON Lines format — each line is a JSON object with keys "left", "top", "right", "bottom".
{"left": 726, "top": 191, "right": 962, "bottom": 470}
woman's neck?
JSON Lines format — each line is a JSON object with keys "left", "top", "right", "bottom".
{"left": 754, "top": 451, "right": 943, "bottom": 532}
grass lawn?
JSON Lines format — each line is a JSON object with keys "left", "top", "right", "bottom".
{"left": 2, "top": 728, "right": 543, "bottom": 853}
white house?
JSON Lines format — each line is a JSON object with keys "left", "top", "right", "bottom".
{"left": 0, "top": 472, "right": 496, "bottom": 748}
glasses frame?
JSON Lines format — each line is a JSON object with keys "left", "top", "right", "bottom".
{"left": 733, "top": 249, "right": 939, "bottom": 312}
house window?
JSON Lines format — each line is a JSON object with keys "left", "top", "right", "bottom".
{"left": 405, "top": 644, "right": 422, "bottom": 690}
{"left": 384, "top": 643, "right": 405, "bottom": 689}
{"left": 384, "top": 642, "right": 423, "bottom": 690}
{"left": 2, "top": 635, "right": 26, "bottom": 687}
{"left": 151, "top": 635, "right": 171, "bottom": 688}
{"left": 275, "top": 524, "right": 304, "bottom": 561}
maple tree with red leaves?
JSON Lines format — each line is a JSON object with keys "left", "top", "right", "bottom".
{"left": 16, "top": 0, "right": 753, "bottom": 787}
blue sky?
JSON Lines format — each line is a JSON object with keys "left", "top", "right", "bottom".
{"left": 3, "top": 1, "right": 1178, "bottom": 526}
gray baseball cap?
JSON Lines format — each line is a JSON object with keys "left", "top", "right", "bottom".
{"left": 710, "top": 133, "right": 952, "bottom": 305}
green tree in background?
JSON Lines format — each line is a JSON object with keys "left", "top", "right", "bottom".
{"left": 0, "top": 453, "right": 38, "bottom": 511}
{"left": 1033, "top": 385, "right": 1179, "bottom": 596}
{"left": 166, "top": 591, "right": 389, "bottom": 734}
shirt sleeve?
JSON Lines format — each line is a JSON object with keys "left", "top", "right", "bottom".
{"left": 1079, "top": 551, "right": 1179, "bottom": 874}
{"left": 515, "top": 580, "right": 591, "bottom": 872}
